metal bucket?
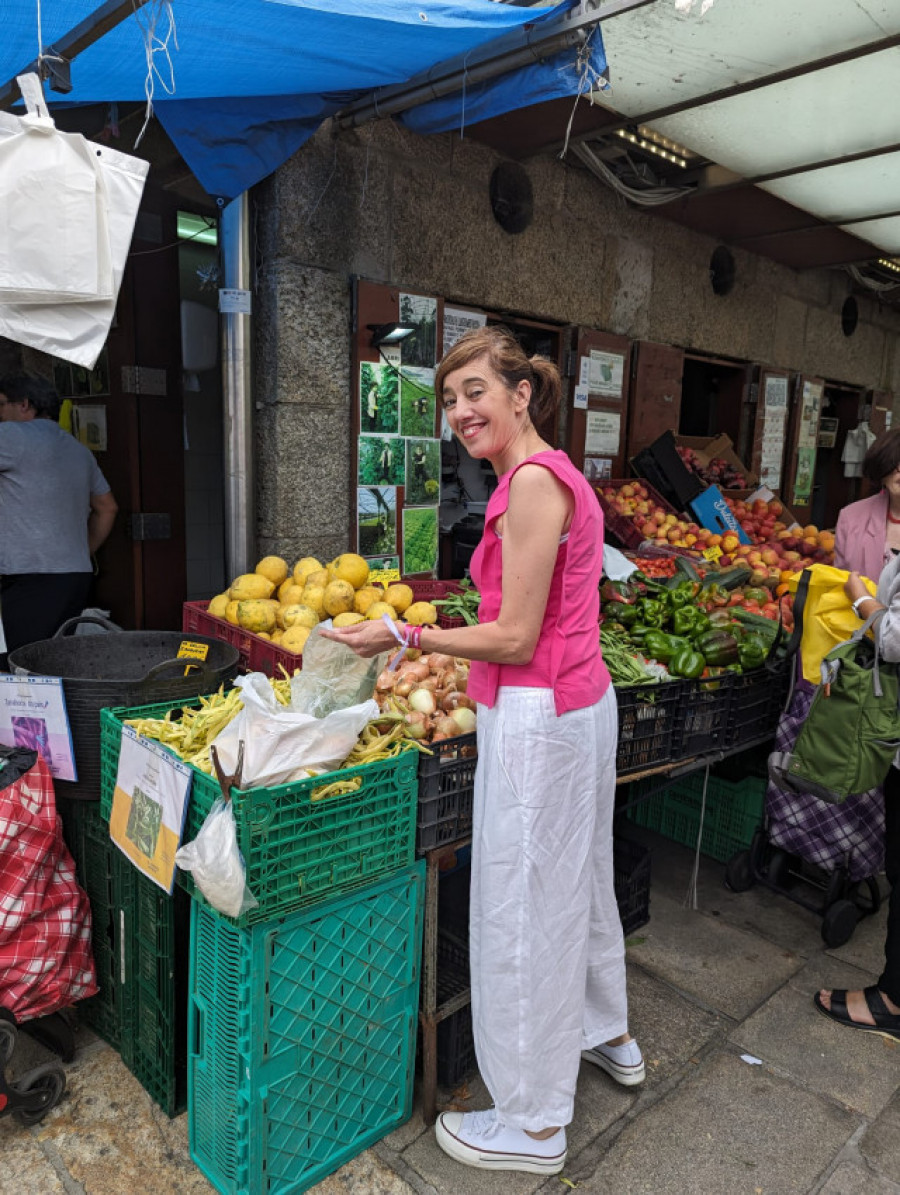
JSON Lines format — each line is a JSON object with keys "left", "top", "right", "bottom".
{"left": 8, "top": 615, "right": 241, "bottom": 800}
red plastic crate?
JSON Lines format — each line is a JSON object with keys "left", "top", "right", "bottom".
{"left": 594, "top": 478, "right": 680, "bottom": 549}
{"left": 402, "top": 578, "right": 469, "bottom": 630}
{"left": 182, "top": 601, "right": 302, "bottom": 678}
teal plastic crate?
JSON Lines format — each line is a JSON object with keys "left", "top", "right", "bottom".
{"left": 99, "top": 699, "right": 419, "bottom": 926}
{"left": 188, "top": 862, "right": 424, "bottom": 1195}
{"left": 627, "top": 770, "right": 764, "bottom": 863}
{"left": 57, "top": 798, "right": 188, "bottom": 1116}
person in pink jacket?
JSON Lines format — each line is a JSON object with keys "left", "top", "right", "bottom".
{"left": 833, "top": 430, "right": 900, "bottom": 580}
{"left": 324, "top": 326, "right": 640, "bottom": 1176}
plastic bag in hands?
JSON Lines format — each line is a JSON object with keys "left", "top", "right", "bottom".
{"left": 173, "top": 797, "right": 258, "bottom": 919}
{"left": 289, "top": 623, "right": 389, "bottom": 718}
{"left": 209, "top": 672, "right": 379, "bottom": 788}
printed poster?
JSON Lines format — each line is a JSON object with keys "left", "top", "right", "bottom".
{"left": 359, "top": 362, "right": 399, "bottom": 435}
{"left": 588, "top": 351, "right": 625, "bottom": 399}
{"left": 585, "top": 410, "right": 621, "bottom": 456}
{"left": 402, "top": 506, "right": 438, "bottom": 576}
{"left": 109, "top": 726, "right": 192, "bottom": 893}
{"left": 358, "top": 486, "right": 397, "bottom": 558}
{"left": 399, "top": 293, "right": 437, "bottom": 368}
{"left": 443, "top": 306, "right": 486, "bottom": 356}
{"left": 583, "top": 457, "right": 612, "bottom": 482}
{"left": 792, "top": 446, "right": 816, "bottom": 506}
{"left": 0, "top": 674, "right": 77, "bottom": 781}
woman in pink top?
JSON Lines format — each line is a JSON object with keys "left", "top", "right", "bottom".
{"left": 834, "top": 430, "right": 900, "bottom": 580}
{"left": 323, "top": 327, "right": 639, "bottom": 1177}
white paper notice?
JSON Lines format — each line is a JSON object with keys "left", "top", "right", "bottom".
{"left": 764, "top": 376, "right": 788, "bottom": 408}
{"left": 442, "top": 307, "right": 486, "bottom": 355}
{"left": 573, "top": 385, "right": 589, "bottom": 410}
{"left": 0, "top": 674, "right": 77, "bottom": 781}
{"left": 218, "top": 288, "right": 252, "bottom": 314}
{"left": 585, "top": 410, "right": 621, "bottom": 455}
{"left": 588, "top": 351, "right": 625, "bottom": 399}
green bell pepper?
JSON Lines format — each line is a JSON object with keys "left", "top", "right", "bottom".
{"left": 666, "top": 581, "right": 696, "bottom": 610}
{"left": 738, "top": 640, "right": 768, "bottom": 670}
{"left": 669, "top": 645, "right": 705, "bottom": 679}
{"left": 602, "top": 601, "right": 638, "bottom": 626}
{"left": 643, "top": 631, "right": 691, "bottom": 663}
{"left": 635, "top": 598, "right": 666, "bottom": 628}
{"left": 671, "top": 606, "right": 706, "bottom": 637}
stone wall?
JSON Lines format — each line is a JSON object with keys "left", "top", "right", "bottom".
{"left": 254, "top": 119, "right": 900, "bottom": 560}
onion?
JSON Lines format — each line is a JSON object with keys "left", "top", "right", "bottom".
{"left": 435, "top": 715, "right": 459, "bottom": 738}
{"left": 449, "top": 706, "right": 477, "bottom": 735}
{"left": 441, "top": 691, "right": 476, "bottom": 713}
{"left": 376, "top": 670, "right": 395, "bottom": 693}
{"left": 427, "top": 652, "right": 453, "bottom": 672}
{"left": 409, "top": 687, "right": 437, "bottom": 716}
{"left": 398, "top": 661, "right": 429, "bottom": 682}
{"left": 394, "top": 678, "right": 414, "bottom": 698}
{"left": 405, "top": 711, "right": 428, "bottom": 740}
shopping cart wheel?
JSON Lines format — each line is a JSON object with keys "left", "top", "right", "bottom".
{"left": 12, "top": 1063, "right": 66, "bottom": 1125}
{"left": 767, "top": 849, "right": 794, "bottom": 890}
{"left": 821, "top": 899, "right": 859, "bottom": 948}
{"left": 725, "top": 850, "right": 755, "bottom": 893}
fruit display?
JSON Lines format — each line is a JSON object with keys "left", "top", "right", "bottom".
{"left": 676, "top": 445, "right": 748, "bottom": 489}
{"left": 206, "top": 553, "right": 438, "bottom": 657}
{"left": 596, "top": 481, "right": 704, "bottom": 549}
{"left": 723, "top": 497, "right": 835, "bottom": 564}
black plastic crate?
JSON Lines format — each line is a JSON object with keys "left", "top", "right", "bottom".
{"left": 615, "top": 681, "right": 684, "bottom": 776}
{"left": 676, "top": 672, "right": 735, "bottom": 758}
{"left": 613, "top": 836, "right": 651, "bottom": 936}
{"left": 725, "top": 659, "right": 791, "bottom": 752}
{"left": 417, "top": 733, "right": 477, "bottom": 853}
{"left": 435, "top": 930, "right": 476, "bottom": 1088}
{"left": 630, "top": 430, "right": 704, "bottom": 512}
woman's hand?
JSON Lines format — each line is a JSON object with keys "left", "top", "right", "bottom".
{"left": 319, "top": 617, "right": 403, "bottom": 659}
{"left": 844, "top": 571, "right": 871, "bottom": 603}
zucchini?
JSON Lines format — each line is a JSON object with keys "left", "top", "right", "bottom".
{"left": 715, "top": 565, "right": 753, "bottom": 591}
{"left": 675, "top": 554, "right": 702, "bottom": 582}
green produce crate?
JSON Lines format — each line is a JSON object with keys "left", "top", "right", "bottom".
{"left": 57, "top": 798, "right": 188, "bottom": 1116}
{"left": 626, "top": 770, "right": 764, "bottom": 863}
{"left": 98, "top": 698, "right": 419, "bottom": 926}
{"left": 188, "top": 862, "right": 424, "bottom": 1195}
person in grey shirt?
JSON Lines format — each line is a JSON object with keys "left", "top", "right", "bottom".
{"left": 0, "top": 373, "right": 118, "bottom": 656}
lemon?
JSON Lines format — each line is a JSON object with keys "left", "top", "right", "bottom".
{"left": 207, "top": 592, "right": 230, "bottom": 619}
{"left": 330, "top": 553, "right": 370, "bottom": 590}
{"left": 281, "top": 603, "right": 319, "bottom": 631}
{"left": 323, "top": 579, "right": 355, "bottom": 617}
{"left": 366, "top": 601, "right": 398, "bottom": 621}
{"left": 277, "top": 578, "right": 305, "bottom": 604}
{"left": 384, "top": 583, "right": 414, "bottom": 615}
{"left": 333, "top": 612, "right": 365, "bottom": 627}
{"left": 303, "top": 568, "right": 330, "bottom": 590}
{"left": 230, "top": 573, "right": 275, "bottom": 601}
{"left": 300, "top": 584, "right": 326, "bottom": 618}
{"left": 224, "top": 600, "right": 240, "bottom": 625}
{"left": 354, "top": 585, "right": 384, "bottom": 615}
{"left": 403, "top": 601, "right": 437, "bottom": 626}
{"left": 281, "top": 625, "right": 311, "bottom": 655}
{"left": 255, "top": 556, "right": 289, "bottom": 586}
{"left": 292, "top": 556, "right": 323, "bottom": 586}
{"left": 237, "top": 600, "right": 277, "bottom": 633}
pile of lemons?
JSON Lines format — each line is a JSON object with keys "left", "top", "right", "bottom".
{"left": 206, "top": 553, "right": 437, "bottom": 656}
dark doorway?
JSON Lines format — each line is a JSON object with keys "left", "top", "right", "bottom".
{"left": 679, "top": 355, "right": 747, "bottom": 449}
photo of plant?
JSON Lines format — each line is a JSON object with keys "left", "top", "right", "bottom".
{"left": 358, "top": 486, "right": 397, "bottom": 557}
{"left": 405, "top": 437, "right": 441, "bottom": 506}
{"left": 399, "top": 293, "right": 437, "bottom": 369}
{"left": 365, "top": 554, "right": 400, "bottom": 572}
{"left": 125, "top": 785, "right": 163, "bottom": 857}
{"left": 359, "top": 361, "right": 399, "bottom": 434}
{"left": 400, "top": 367, "right": 436, "bottom": 437}
{"left": 358, "top": 436, "right": 405, "bottom": 486}
{"left": 403, "top": 506, "right": 439, "bottom": 575}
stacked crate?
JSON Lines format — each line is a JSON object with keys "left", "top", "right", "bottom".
{"left": 98, "top": 696, "right": 424, "bottom": 1194}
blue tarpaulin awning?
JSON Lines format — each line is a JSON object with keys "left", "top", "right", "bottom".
{"left": 1, "top": 0, "right": 605, "bottom": 199}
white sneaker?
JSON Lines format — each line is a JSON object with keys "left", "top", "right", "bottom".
{"left": 435, "top": 1107, "right": 567, "bottom": 1174}
{"left": 581, "top": 1038, "right": 646, "bottom": 1086}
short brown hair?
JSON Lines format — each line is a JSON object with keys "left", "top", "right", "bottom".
{"left": 435, "top": 325, "right": 562, "bottom": 427}
{"left": 863, "top": 429, "right": 900, "bottom": 485}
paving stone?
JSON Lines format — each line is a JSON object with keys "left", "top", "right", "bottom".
{"left": 817, "top": 1160, "right": 900, "bottom": 1193}
{"left": 732, "top": 956, "right": 900, "bottom": 1120}
{"left": 312, "top": 1152, "right": 417, "bottom": 1194}
{"left": 624, "top": 889, "right": 803, "bottom": 1020}
{"left": 860, "top": 1090, "right": 900, "bottom": 1180}
{"left": 573, "top": 1050, "right": 858, "bottom": 1194}
{"left": 0, "top": 1126, "right": 67, "bottom": 1195}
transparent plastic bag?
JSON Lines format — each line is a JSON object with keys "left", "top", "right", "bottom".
{"left": 289, "top": 623, "right": 388, "bottom": 718}
{"left": 174, "top": 796, "right": 258, "bottom": 919}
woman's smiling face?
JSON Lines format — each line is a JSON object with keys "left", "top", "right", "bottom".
{"left": 441, "top": 353, "right": 530, "bottom": 461}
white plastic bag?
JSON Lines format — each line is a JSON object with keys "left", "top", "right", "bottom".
{"left": 289, "top": 622, "right": 388, "bottom": 718}
{"left": 0, "top": 73, "right": 148, "bottom": 367}
{"left": 173, "top": 796, "right": 258, "bottom": 919}
{"left": 209, "top": 672, "right": 379, "bottom": 788}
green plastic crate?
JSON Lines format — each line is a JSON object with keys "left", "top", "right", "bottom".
{"left": 188, "top": 862, "right": 424, "bottom": 1195}
{"left": 98, "top": 699, "right": 419, "bottom": 926}
{"left": 627, "top": 770, "right": 764, "bottom": 863}
{"left": 57, "top": 799, "right": 188, "bottom": 1116}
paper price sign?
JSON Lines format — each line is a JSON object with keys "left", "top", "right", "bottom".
{"left": 177, "top": 640, "right": 210, "bottom": 661}
{"left": 109, "top": 727, "right": 192, "bottom": 893}
{"left": 368, "top": 568, "right": 401, "bottom": 584}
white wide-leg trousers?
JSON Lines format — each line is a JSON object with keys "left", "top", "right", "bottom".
{"left": 469, "top": 684, "right": 626, "bottom": 1131}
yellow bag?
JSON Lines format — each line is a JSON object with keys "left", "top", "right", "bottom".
{"left": 788, "top": 563, "right": 877, "bottom": 683}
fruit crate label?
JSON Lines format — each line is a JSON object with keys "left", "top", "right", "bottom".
{"left": 177, "top": 641, "right": 210, "bottom": 661}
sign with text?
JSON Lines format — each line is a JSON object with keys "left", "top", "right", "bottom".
{"left": 0, "top": 674, "right": 76, "bottom": 781}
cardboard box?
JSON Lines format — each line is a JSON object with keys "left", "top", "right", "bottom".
{"left": 674, "top": 433, "right": 759, "bottom": 490}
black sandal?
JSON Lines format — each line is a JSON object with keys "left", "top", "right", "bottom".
{"left": 814, "top": 986, "right": 900, "bottom": 1043}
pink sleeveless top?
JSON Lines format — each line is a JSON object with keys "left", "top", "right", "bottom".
{"left": 467, "top": 450, "right": 610, "bottom": 716}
